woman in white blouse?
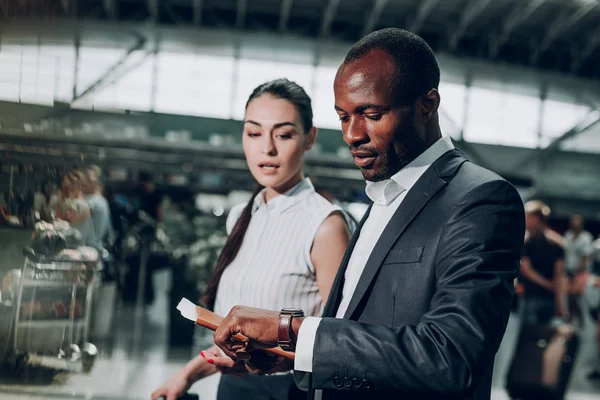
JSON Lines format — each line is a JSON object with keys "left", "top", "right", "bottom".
{"left": 152, "top": 79, "right": 351, "bottom": 400}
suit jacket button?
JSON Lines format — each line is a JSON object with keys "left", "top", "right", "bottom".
{"left": 352, "top": 378, "right": 362, "bottom": 388}
{"left": 333, "top": 376, "right": 342, "bottom": 388}
{"left": 362, "top": 379, "right": 372, "bottom": 389}
{"left": 343, "top": 377, "right": 352, "bottom": 388}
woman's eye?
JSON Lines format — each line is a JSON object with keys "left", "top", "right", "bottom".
{"left": 247, "top": 132, "right": 261, "bottom": 137}
{"left": 277, "top": 133, "right": 293, "bottom": 139}
{"left": 366, "top": 114, "right": 382, "bottom": 121}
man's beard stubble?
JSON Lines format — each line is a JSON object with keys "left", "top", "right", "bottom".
{"left": 363, "top": 120, "right": 426, "bottom": 182}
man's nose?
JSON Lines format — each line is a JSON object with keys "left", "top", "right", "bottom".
{"left": 343, "top": 117, "right": 368, "bottom": 146}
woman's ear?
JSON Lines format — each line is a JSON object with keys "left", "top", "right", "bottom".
{"left": 305, "top": 127, "right": 318, "bottom": 150}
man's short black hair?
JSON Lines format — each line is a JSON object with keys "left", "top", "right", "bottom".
{"left": 344, "top": 28, "right": 440, "bottom": 105}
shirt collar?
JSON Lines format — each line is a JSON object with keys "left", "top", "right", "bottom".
{"left": 253, "top": 177, "right": 314, "bottom": 214}
{"left": 365, "top": 136, "right": 455, "bottom": 206}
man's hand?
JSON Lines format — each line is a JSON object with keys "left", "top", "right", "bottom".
{"left": 213, "top": 306, "right": 281, "bottom": 359}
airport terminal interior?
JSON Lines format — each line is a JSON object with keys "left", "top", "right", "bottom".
{"left": 1, "top": 0, "right": 600, "bottom": 399}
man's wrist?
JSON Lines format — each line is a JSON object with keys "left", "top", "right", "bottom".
{"left": 291, "top": 316, "right": 305, "bottom": 346}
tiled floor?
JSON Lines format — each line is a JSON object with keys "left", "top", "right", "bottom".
{"left": 1, "top": 270, "right": 599, "bottom": 400}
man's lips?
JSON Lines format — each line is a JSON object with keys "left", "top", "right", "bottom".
{"left": 351, "top": 150, "right": 377, "bottom": 168}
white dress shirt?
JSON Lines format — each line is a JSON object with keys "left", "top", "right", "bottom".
{"left": 294, "top": 136, "right": 455, "bottom": 372}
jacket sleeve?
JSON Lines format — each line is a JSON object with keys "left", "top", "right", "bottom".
{"left": 311, "top": 180, "right": 525, "bottom": 396}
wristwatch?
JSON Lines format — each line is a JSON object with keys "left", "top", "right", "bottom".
{"left": 278, "top": 308, "right": 304, "bottom": 351}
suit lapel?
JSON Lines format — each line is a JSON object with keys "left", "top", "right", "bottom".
{"left": 321, "top": 204, "right": 372, "bottom": 318}
{"left": 342, "top": 149, "right": 467, "bottom": 320}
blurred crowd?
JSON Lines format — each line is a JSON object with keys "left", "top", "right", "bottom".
{"left": 518, "top": 200, "right": 600, "bottom": 380}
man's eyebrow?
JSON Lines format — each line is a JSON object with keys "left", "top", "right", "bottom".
{"left": 356, "top": 104, "right": 390, "bottom": 113}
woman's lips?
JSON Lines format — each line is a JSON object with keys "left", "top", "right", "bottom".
{"left": 258, "top": 162, "right": 280, "bottom": 175}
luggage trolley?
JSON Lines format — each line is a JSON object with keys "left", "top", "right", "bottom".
{"left": 6, "top": 248, "right": 104, "bottom": 375}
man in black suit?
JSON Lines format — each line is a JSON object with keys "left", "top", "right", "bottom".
{"left": 213, "top": 28, "right": 525, "bottom": 400}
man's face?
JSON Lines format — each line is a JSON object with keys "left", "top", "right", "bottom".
{"left": 525, "top": 213, "right": 543, "bottom": 234}
{"left": 334, "top": 50, "right": 427, "bottom": 182}
{"left": 570, "top": 215, "right": 583, "bottom": 232}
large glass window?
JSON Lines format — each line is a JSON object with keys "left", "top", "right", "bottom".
{"left": 464, "top": 86, "right": 540, "bottom": 148}
{"left": 231, "top": 59, "right": 313, "bottom": 121}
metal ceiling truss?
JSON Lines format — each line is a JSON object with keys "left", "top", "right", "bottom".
{"left": 512, "top": 109, "right": 600, "bottom": 171}
{"left": 571, "top": 26, "right": 600, "bottom": 71}
{"left": 449, "top": 0, "right": 492, "bottom": 51}
{"left": 193, "top": 0, "right": 203, "bottom": 25}
{"left": 489, "top": 0, "right": 547, "bottom": 57}
{"left": 236, "top": 0, "right": 247, "bottom": 29}
{"left": 320, "top": 0, "right": 340, "bottom": 37}
{"left": 71, "top": 33, "right": 147, "bottom": 103}
{"left": 408, "top": 0, "right": 439, "bottom": 35}
{"left": 279, "top": 0, "right": 294, "bottom": 31}
{"left": 362, "top": 0, "right": 389, "bottom": 37}
{"left": 530, "top": 1, "right": 597, "bottom": 63}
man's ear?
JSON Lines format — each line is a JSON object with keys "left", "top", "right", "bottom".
{"left": 305, "top": 127, "right": 318, "bottom": 150}
{"left": 420, "top": 89, "right": 441, "bottom": 122}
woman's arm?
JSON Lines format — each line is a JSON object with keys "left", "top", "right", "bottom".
{"left": 310, "top": 212, "right": 351, "bottom": 303}
{"left": 151, "top": 345, "right": 219, "bottom": 400}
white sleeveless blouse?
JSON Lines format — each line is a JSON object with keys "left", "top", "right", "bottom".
{"left": 213, "top": 178, "right": 341, "bottom": 318}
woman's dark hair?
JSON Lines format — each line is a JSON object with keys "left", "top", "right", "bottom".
{"left": 201, "top": 78, "right": 313, "bottom": 309}
{"left": 246, "top": 78, "right": 313, "bottom": 133}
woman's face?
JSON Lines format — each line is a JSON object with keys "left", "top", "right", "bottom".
{"left": 242, "top": 94, "right": 316, "bottom": 194}
{"left": 61, "top": 176, "right": 79, "bottom": 197}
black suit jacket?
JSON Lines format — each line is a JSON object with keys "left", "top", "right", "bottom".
{"left": 307, "top": 149, "right": 525, "bottom": 400}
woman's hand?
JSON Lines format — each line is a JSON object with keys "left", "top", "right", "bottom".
{"left": 150, "top": 371, "right": 191, "bottom": 400}
{"left": 200, "top": 349, "right": 248, "bottom": 377}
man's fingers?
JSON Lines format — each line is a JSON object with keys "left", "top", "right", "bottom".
{"left": 235, "top": 350, "right": 251, "bottom": 361}
{"left": 213, "top": 326, "right": 237, "bottom": 358}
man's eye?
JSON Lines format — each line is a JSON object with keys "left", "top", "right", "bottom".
{"left": 338, "top": 115, "right": 349, "bottom": 122}
{"left": 366, "top": 114, "right": 382, "bottom": 121}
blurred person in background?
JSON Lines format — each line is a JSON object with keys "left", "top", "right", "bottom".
{"left": 138, "top": 171, "right": 163, "bottom": 224}
{"left": 581, "top": 235, "right": 600, "bottom": 380}
{"left": 563, "top": 214, "right": 593, "bottom": 328}
{"left": 55, "top": 170, "right": 98, "bottom": 247}
{"left": 152, "top": 79, "right": 351, "bottom": 400}
{"left": 82, "top": 166, "right": 113, "bottom": 247}
{"left": 520, "top": 200, "right": 566, "bottom": 325}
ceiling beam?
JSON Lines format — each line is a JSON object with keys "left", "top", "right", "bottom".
{"left": 409, "top": 0, "right": 439, "bottom": 34}
{"left": 449, "top": 0, "right": 492, "bottom": 51}
{"left": 362, "top": 0, "right": 388, "bottom": 37}
{"left": 279, "top": 0, "right": 294, "bottom": 32}
{"left": 320, "top": 0, "right": 340, "bottom": 37}
{"left": 489, "top": 0, "right": 546, "bottom": 57}
{"left": 531, "top": 1, "right": 597, "bottom": 63}
{"left": 513, "top": 109, "right": 600, "bottom": 170}
{"left": 193, "top": 0, "right": 203, "bottom": 25}
{"left": 571, "top": 26, "right": 600, "bottom": 71}
{"left": 147, "top": 0, "right": 158, "bottom": 22}
{"left": 236, "top": 0, "right": 247, "bottom": 29}
{"left": 72, "top": 35, "right": 147, "bottom": 103}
